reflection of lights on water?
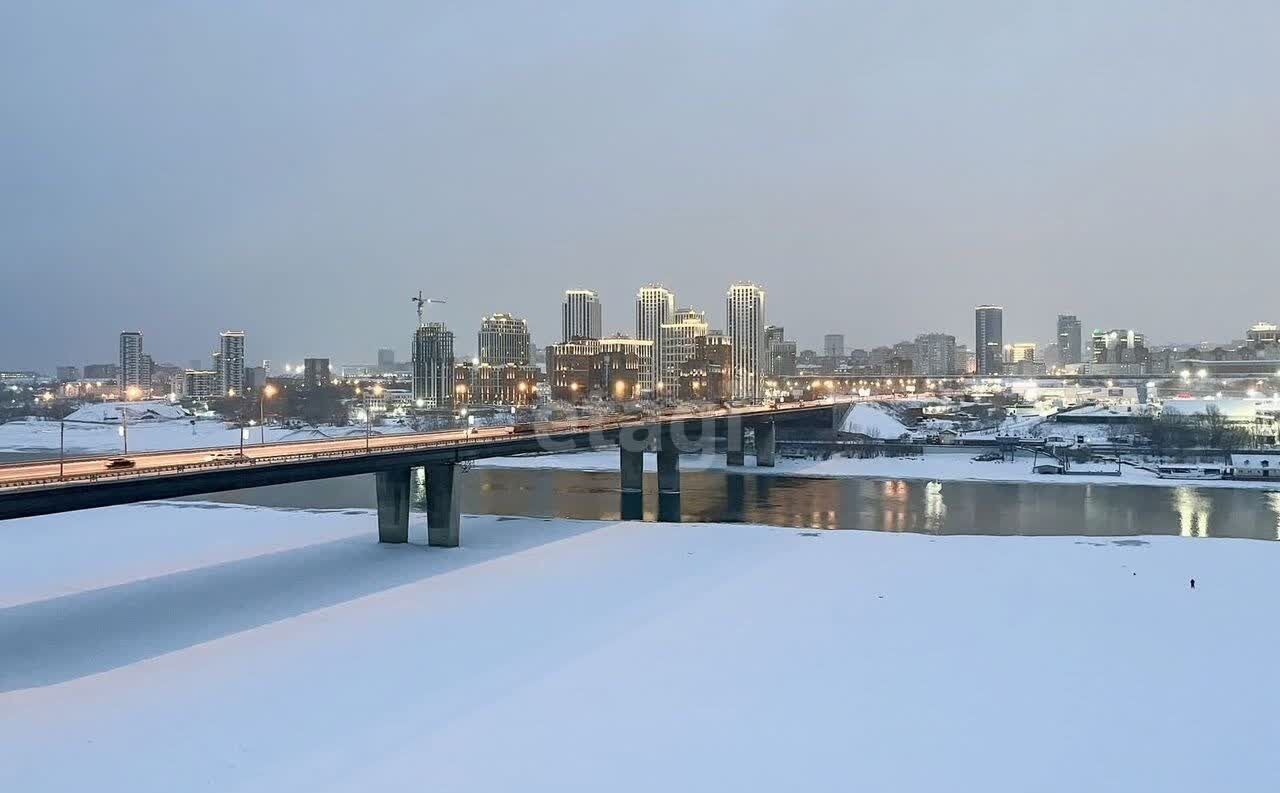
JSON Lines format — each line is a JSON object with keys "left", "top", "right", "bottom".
{"left": 1174, "top": 487, "right": 1211, "bottom": 538}
{"left": 1268, "top": 492, "right": 1280, "bottom": 541}
{"left": 877, "top": 479, "right": 909, "bottom": 531}
{"left": 925, "top": 481, "right": 946, "bottom": 530}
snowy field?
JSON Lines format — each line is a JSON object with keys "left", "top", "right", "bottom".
{"left": 1, "top": 503, "right": 1277, "bottom": 791}
{"left": 475, "top": 448, "right": 1280, "bottom": 491}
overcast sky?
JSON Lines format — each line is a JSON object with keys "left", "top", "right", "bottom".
{"left": 3, "top": 1, "right": 1278, "bottom": 370}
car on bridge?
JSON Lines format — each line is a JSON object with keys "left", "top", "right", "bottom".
{"left": 206, "top": 451, "right": 250, "bottom": 463}
{"left": 105, "top": 458, "right": 136, "bottom": 469}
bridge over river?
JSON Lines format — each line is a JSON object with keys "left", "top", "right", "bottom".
{"left": 0, "top": 400, "right": 848, "bottom": 545}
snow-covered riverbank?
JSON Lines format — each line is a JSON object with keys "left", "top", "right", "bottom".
{"left": 1, "top": 503, "right": 1276, "bottom": 791}
{"left": 475, "top": 448, "right": 1280, "bottom": 491}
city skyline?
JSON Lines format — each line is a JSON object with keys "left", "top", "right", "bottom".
{"left": 16, "top": 292, "right": 1280, "bottom": 376}
{"left": 5, "top": 3, "right": 1280, "bottom": 370}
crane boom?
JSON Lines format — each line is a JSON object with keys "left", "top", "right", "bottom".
{"left": 411, "top": 291, "right": 447, "bottom": 326}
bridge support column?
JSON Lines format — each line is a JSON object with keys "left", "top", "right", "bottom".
{"left": 657, "top": 431, "right": 680, "bottom": 494}
{"left": 375, "top": 467, "right": 411, "bottom": 544}
{"left": 620, "top": 447, "right": 644, "bottom": 493}
{"left": 426, "top": 462, "right": 460, "bottom": 547}
{"left": 726, "top": 417, "right": 745, "bottom": 467}
{"left": 755, "top": 421, "right": 776, "bottom": 467}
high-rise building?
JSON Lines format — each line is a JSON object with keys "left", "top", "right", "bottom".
{"left": 660, "top": 309, "right": 709, "bottom": 395}
{"left": 84, "top": 363, "right": 118, "bottom": 381}
{"left": 56, "top": 366, "right": 79, "bottom": 382}
{"left": 823, "top": 334, "right": 845, "bottom": 359}
{"left": 412, "top": 322, "right": 455, "bottom": 407}
{"left": 562, "top": 289, "right": 602, "bottom": 342}
{"left": 635, "top": 285, "right": 675, "bottom": 395}
{"left": 1057, "top": 315, "right": 1083, "bottom": 364}
{"left": 304, "top": 358, "right": 331, "bottom": 389}
{"left": 975, "top": 305, "right": 1004, "bottom": 376}
{"left": 478, "top": 313, "right": 531, "bottom": 366}
{"left": 217, "top": 331, "right": 246, "bottom": 396}
{"left": 139, "top": 354, "right": 154, "bottom": 393}
{"left": 377, "top": 348, "right": 395, "bottom": 370}
{"left": 914, "top": 333, "right": 957, "bottom": 376}
{"left": 726, "top": 282, "right": 766, "bottom": 401}
{"left": 118, "top": 331, "right": 145, "bottom": 392}
{"left": 763, "top": 326, "right": 785, "bottom": 375}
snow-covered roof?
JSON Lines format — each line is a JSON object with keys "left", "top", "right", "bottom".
{"left": 1161, "top": 398, "right": 1280, "bottom": 420}
{"left": 64, "top": 401, "right": 190, "bottom": 424}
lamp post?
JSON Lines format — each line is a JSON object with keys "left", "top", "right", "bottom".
{"left": 365, "top": 383, "right": 382, "bottom": 453}
{"left": 119, "top": 385, "right": 141, "bottom": 455}
{"left": 259, "top": 383, "right": 277, "bottom": 444}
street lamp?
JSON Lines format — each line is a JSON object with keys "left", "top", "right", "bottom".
{"left": 365, "top": 383, "right": 383, "bottom": 453}
{"left": 259, "top": 383, "right": 277, "bottom": 443}
{"left": 119, "top": 385, "right": 141, "bottom": 455}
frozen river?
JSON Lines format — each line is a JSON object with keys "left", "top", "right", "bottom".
{"left": 189, "top": 467, "right": 1280, "bottom": 541}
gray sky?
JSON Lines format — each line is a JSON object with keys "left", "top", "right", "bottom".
{"left": 3, "top": 1, "right": 1279, "bottom": 370}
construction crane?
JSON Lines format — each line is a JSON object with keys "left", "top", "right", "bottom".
{"left": 411, "top": 291, "right": 447, "bottom": 327}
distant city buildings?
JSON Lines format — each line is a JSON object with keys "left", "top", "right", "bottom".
{"left": 913, "top": 333, "right": 957, "bottom": 376}
{"left": 544, "top": 335, "right": 653, "bottom": 401}
{"left": 177, "top": 369, "right": 219, "bottom": 398}
{"left": 726, "top": 282, "right": 766, "bottom": 400}
{"left": 1004, "top": 342, "right": 1043, "bottom": 375}
{"left": 823, "top": 334, "right": 845, "bottom": 358}
{"left": 975, "top": 305, "right": 1004, "bottom": 376}
{"left": 769, "top": 339, "right": 798, "bottom": 378}
{"left": 478, "top": 313, "right": 531, "bottom": 366}
{"left": 304, "top": 357, "right": 331, "bottom": 389}
{"left": 412, "top": 322, "right": 455, "bottom": 408}
{"left": 217, "top": 331, "right": 246, "bottom": 396}
{"left": 454, "top": 361, "right": 539, "bottom": 406}
{"left": 1057, "top": 314, "right": 1082, "bottom": 364}
{"left": 660, "top": 308, "right": 709, "bottom": 394}
{"left": 635, "top": 285, "right": 674, "bottom": 396}
{"left": 56, "top": 366, "right": 79, "bottom": 382}
{"left": 678, "top": 332, "right": 733, "bottom": 402}
{"left": 118, "top": 331, "right": 148, "bottom": 393}
{"left": 562, "top": 289, "right": 602, "bottom": 342}
{"left": 1246, "top": 322, "right": 1279, "bottom": 348}
{"left": 83, "top": 363, "right": 118, "bottom": 381}
{"left": 1091, "top": 329, "right": 1147, "bottom": 365}
{"left": 377, "top": 348, "right": 395, "bottom": 370}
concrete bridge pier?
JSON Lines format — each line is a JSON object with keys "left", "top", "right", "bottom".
{"left": 620, "top": 447, "right": 644, "bottom": 493}
{"left": 657, "top": 431, "right": 680, "bottom": 494}
{"left": 755, "top": 421, "right": 776, "bottom": 467}
{"left": 425, "top": 462, "right": 460, "bottom": 547}
{"left": 375, "top": 467, "right": 411, "bottom": 543}
{"left": 726, "top": 417, "right": 745, "bottom": 467}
